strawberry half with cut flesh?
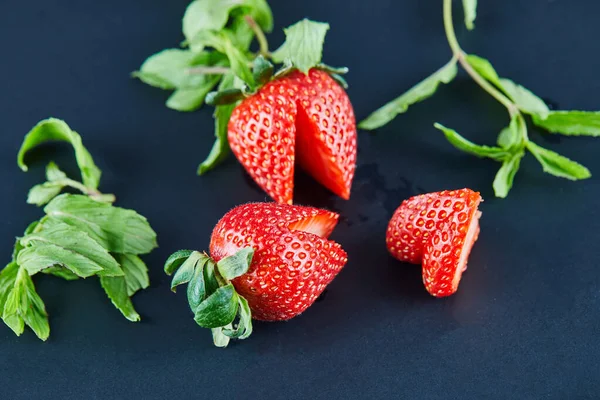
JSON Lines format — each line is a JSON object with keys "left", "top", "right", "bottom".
{"left": 386, "top": 189, "right": 482, "bottom": 264}
{"left": 227, "top": 69, "right": 357, "bottom": 204}
{"left": 210, "top": 202, "right": 347, "bottom": 321}
{"left": 386, "top": 189, "right": 482, "bottom": 297}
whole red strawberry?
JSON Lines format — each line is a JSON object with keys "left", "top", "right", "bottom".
{"left": 386, "top": 189, "right": 482, "bottom": 297}
{"left": 227, "top": 69, "right": 357, "bottom": 204}
{"left": 165, "top": 202, "right": 347, "bottom": 347}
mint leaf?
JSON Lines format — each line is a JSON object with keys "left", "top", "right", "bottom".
{"left": 466, "top": 54, "right": 502, "bottom": 87}
{"left": 434, "top": 123, "right": 507, "bottom": 161}
{"left": 133, "top": 49, "right": 197, "bottom": 90}
{"left": 216, "top": 247, "right": 254, "bottom": 280}
{"left": 166, "top": 76, "right": 221, "bottom": 112}
{"left": 497, "top": 116, "right": 522, "bottom": 150}
{"left": 100, "top": 275, "right": 140, "bottom": 322}
{"left": 0, "top": 263, "right": 19, "bottom": 312}
{"left": 18, "top": 221, "right": 123, "bottom": 277}
{"left": 532, "top": 111, "right": 600, "bottom": 136}
{"left": 27, "top": 182, "right": 65, "bottom": 206}
{"left": 182, "top": 0, "right": 242, "bottom": 46}
{"left": 242, "top": 0, "right": 273, "bottom": 32}
{"left": 271, "top": 19, "right": 330, "bottom": 74}
{"left": 42, "top": 266, "right": 80, "bottom": 281}
{"left": 463, "top": 0, "right": 478, "bottom": 30}
{"left": 499, "top": 78, "right": 549, "bottom": 119}
{"left": 44, "top": 194, "right": 157, "bottom": 255}
{"left": 164, "top": 250, "right": 194, "bottom": 275}
{"left": 191, "top": 31, "right": 253, "bottom": 84}
{"left": 359, "top": 59, "right": 458, "bottom": 130}
{"left": 493, "top": 151, "right": 524, "bottom": 198}
{"left": 526, "top": 141, "right": 591, "bottom": 180}
{"left": 18, "top": 118, "right": 101, "bottom": 190}
{"left": 46, "top": 162, "right": 67, "bottom": 181}
{"left": 115, "top": 254, "right": 150, "bottom": 296}
{"left": 194, "top": 284, "right": 239, "bottom": 328}
{"left": 2, "top": 267, "right": 49, "bottom": 340}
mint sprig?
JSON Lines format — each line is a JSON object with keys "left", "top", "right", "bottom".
{"left": 361, "top": 0, "right": 598, "bottom": 198}
{"left": 1, "top": 118, "right": 157, "bottom": 340}
{"left": 134, "top": 1, "right": 345, "bottom": 176}
{"left": 165, "top": 248, "right": 254, "bottom": 348}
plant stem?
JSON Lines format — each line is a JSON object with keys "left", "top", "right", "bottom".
{"left": 442, "top": 0, "right": 518, "bottom": 117}
{"left": 187, "top": 65, "right": 231, "bottom": 75}
{"left": 63, "top": 179, "right": 115, "bottom": 203}
{"left": 244, "top": 15, "right": 270, "bottom": 57}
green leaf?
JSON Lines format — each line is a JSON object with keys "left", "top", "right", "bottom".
{"left": 216, "top": 247, "right": 254, "bottom": 280}
{"left": 493, "top": 151, "right": 524, "bottom": 198}
{"left": 27, "top": 182, "right": 65, "bottom": 206}
{"left": 46, "top": 161, "right": 67, "bottom": 181}
{"left": 198, "top": 104, "right": 236, "bottom": 174}
{"left": 171, "top": 252, "right": 207, "bottom": 292}
{"left": 42, "top": 266, "right": 80, "bottom": 280}
{"left": 497, "top": 116, "right": 522, "bottom": 150}
{"left": 499, "top": 78, "right": 549, "bottom": 119}
{"left": 0, "top": 263, "right": 19, "bottom": 313}
{"left": 164, "top": 250, "right": 194, "bottom": 275}
{"left": 100, "top": 275, "right": 140, "bottom": 322}
{"left": 211, "top": 326, "right": 231, "bottom": 347}
{"left": 252, "top": 55, "right": 274, "bottom": 86}
{"left": 205, "top": 88, "right": 245, "bottom": 106}
{"left": 18, "top": 118, "right": 101, "bottom": 189}
{"left": 203, "top": 260, "right": 221, "bottom": 296}
{"left": 133, "top": 49, "right": 194, "bottom": 89}
{"left": 18, "top": 220, "right": 123, "bottom": 277}
{"left": 526, "top": 141, "right": 591, "bottom": 180}
{"left": 434, "top": 123, "right": 507, "bottom": 161}
{"left": 115, "top": 254, "right": 150, "bottom": 296}
{"left": 166, "top": 76, "right": 221, "bottom": 112}
{"left": 271, "top": 19, "right": 329, "bottom": 74}
{"left": 223, "top": 296, "right": 252, "bottom": 339}
{"left": 187, "top": 259, "right": 208, "bottom": 312}
{"left": 466, "top": 54, "right": 502, "bottom": 88}
{"left": 194, "top": 284, "right": 239, "bottom": 328}
{"left": 44, "top": 194, "right": 157, "bottom": 255}
{"left": 359, "top": 59, "right": 458, "bottom": 130}
{"left": 182, "top": 0, "right": 242, "bottom": 45}
{"left": 242, "top": 0, "right": 273, "bottom": 32}
{"left": 532, "top": 111, "right": 600, "bottom": 136}
{"left": 2, "top": 267, "right": 49, "bottom": 340}
{"left": 462, "top": 0, "right": 478, "bottom": 30}
{"left": 190, "top": 31, "right": 254, "bottom": 85}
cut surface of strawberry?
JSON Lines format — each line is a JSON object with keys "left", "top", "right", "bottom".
{"left": 228, "top": 69, "right": 357, "bottom": 204}
{"left": 210, "top": 202, "right": 347, "bottom": 321}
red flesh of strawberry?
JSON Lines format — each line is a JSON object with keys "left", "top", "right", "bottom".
{"left": 386, "top": 189, "right": 482, "bottom": 297}
{"left": 228, "top": 69, "right": 357, "bottom": 204}
{"left": 210, "top": 203, "right": 347, "bottom": 321}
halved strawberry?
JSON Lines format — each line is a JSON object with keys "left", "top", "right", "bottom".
{"left": 210, "top": 202, "right": 347, "bottom": 320}
{"left": 386, "top": 189, "right": 482, "bottom": 297}
{"left": 228, "top": 69, "right": 357, "bottom": 204}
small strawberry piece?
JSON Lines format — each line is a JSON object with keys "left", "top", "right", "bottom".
{"left": 210, "top": 202, "right": 347, "bottom": 320}
{"left": 386, "top": 189, "right": 482, "bottom": 297}
{"left": 228, "top": 69, "right": 357, "bottom": 204}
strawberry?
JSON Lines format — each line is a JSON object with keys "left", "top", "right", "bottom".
{"left": 227, "top": 69, "right": 357, "bottom": 204}
{"left": 165, "top": 202, "right": 347, "bottom": 346}
{"left": 386, "top": 189, "right": 482, "bottom": 297}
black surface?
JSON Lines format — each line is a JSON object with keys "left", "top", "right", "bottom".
{"left": 1, "top": 1, "right": 599, "bottom": 399}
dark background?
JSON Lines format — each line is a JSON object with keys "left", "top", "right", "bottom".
{"left": 1, "top": 0, "right": 599, "bottom": 398}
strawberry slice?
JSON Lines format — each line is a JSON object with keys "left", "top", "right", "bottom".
{"left": 228, "top": 69, "right": 357, "bottom": 204}
{"left": 386, "top": 189, "right": 482, "bottom": 297}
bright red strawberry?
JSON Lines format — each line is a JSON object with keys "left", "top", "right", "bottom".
{"left": 386, "top": 189, "right": 482, "bottom": 297}
{"left": 210, "top": 202, "right": 347, "bottom": 321}
{"left": 386, "top": 189, "right": 481, "bottom": 263}
{"left": 227, "top": 69, "right": 357, "bottom": 204}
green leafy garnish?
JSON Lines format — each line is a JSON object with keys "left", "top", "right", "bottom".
{"left": 1, "top": 118, "right": 158, "bottom": 340}
{"left": 360, "top": 0, "right": 597, "bottom": 197}
{"left": 134, "top": 1, "right": 344, "bottom": 175}
{"left": 165, "top": 248, "right": 254, "bottom": 348}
